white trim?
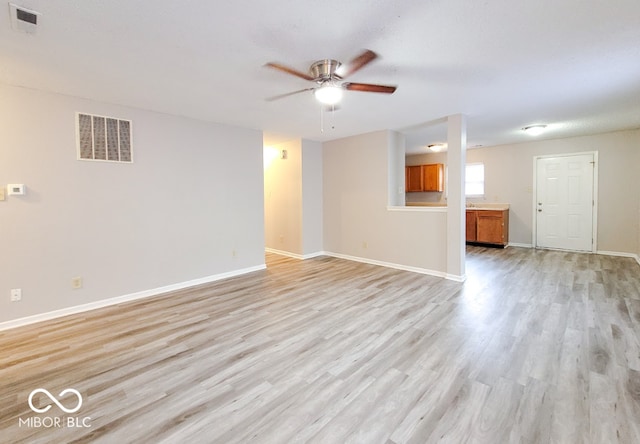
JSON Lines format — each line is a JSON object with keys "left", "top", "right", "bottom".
{"left": 387, "top": 205, "right": 447, "bottom": 212}
{"left": 508, "top": 242, "right": 533, "bottom": 248}
{"left": 525, "top": 247, "right": 639, "bottom": 265}
{"left": 264, "top": 247, "right": 324, "bottom": 260}
{"left": 0, "top": 264, "right": 266, "bottom": 332}
{"left": 267, "top": 248, "right": 460, "bottom": 281}
{"left": 265, "top": 248, "right": 467, "bottom": 282}
{"left": 267, "top": 248, "right": 460, "bottom": 280}
{"left": 592, "top": 151, "right": 599, "bottom": 252}
{"left": 445, "top": 273, "right": 467, "bottom": 282}
{"left": 323, "top": 251, "right": 453, "bottom": 280}
{"left": 596, "top": 250, "right": 640, "bottom": 264}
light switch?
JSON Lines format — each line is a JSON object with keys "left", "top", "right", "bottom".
{"left": 7, "top": 184, "right": 25, "bottom": 195}
{"left": 0, "top": 188, "right": 5, "bottom": 201}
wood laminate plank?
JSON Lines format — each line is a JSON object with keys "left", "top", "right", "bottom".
{"left": 1, "top": 247, "right": 640, "bottom": 443}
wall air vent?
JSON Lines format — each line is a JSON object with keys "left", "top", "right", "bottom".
{"left": 9, "top": 3, "right": 40, "bottom": 34}
{"left": 76, "top": 113, "right": 133, "bottom": 163}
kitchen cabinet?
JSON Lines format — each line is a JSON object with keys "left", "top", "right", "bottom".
{"left": 465, "top": 211, "right": 477, "bottom": 242}
{"left": 422, "top": 163, "right": 444, "bottom": 192}
{"left": 406, "top": 165, "right": 423, "bottom": 192}
{"left": 405, "top": 163, "right": 444, "bottom": 192}
{"left": 466, "top": 209, "right": 509, "bottom": 246}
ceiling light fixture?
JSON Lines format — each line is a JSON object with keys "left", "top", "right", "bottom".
{"left": 428, "top": 143, "right": 446, "bottom": 152}
{"left": 522, "top": 124, "right": 547, "bottom": 136}
{"left": 314, "top": 84, "right": 343, "bottom": 105}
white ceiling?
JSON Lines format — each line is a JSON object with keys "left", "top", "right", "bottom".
{"left": 1, "top": 1, "right": 639, "bottom": 154}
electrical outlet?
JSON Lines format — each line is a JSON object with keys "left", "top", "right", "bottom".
{"left": 232, "top": 249, "right": 237, "bottom": 257}
{"left": 362, "top": 241, "right": 368, "bottom": 249}
{"left": 279, "top": 235, "right": 284, "bottom": 243}
{"left": 71, "top": 277, "right": 83, "bottom": 289}
{"left": 11, "top": 288, "right": 21, "bottom": 302}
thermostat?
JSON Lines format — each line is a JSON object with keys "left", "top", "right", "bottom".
{"left": 7, "top": 184, "right": 25, "bottom": 195}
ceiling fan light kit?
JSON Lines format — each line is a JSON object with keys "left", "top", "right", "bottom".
{"left": 265, "top": 49, "right": 396, "bottom": 106}
{"left": 314, "top": 84, "right": 343, "bottom": 105}
{"left": 523, "top": 124, "right": 547, "bottom": 136}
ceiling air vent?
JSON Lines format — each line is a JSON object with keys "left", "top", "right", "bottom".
{"left": 76, "top": 113, "right": 133, "bottom": 163}
{"left": 9, "top": 3, "right": 40, "bottom": 34}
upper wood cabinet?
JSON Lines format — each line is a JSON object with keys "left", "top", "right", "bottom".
{"left": 406, "top": 165, "right": 424, "bottom": 192}
{"left": 405, "top": 163, "right": 444, "bottom": 192}
{"left": 422, "top": 163, "right": 444, "bottom": 192}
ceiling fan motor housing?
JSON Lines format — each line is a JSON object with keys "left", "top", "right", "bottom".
{"left": 310, "top": 59, "right": 342, "bottom": 81}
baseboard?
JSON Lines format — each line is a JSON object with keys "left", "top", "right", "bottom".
{"left": 508, "top": 245, "right": 638, "bottom": 265}
{"left": 265, "top": 247, "right": 325, "bottom": 260}
{"left": 597, "top": 250, "right": 640, "bottom": 266}
{"left": 268, "top": 249, "right": 464, "bottom": 281}
{"left": 323, "top": 251, "right": 451, "bottom": 280}
{"left": 0, "top": 264, "right": 267, "bottom": 332}
{"left": 445, "top": 273, "right": 467, "bottom": 282}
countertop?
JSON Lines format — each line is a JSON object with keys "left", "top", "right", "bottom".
{"left": 405, "top": 202, "right": 510, "bottom": 210}
{"left": 405, "top": 202, "right": 447, "bottom": 207}
{"left": 466, "top": 203, "right": 510, "bottom": 211}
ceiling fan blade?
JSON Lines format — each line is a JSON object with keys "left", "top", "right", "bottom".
{"left": 344, "top": 82, "right": 397, "bottom": 94}
{"left": 265, "top": 88, "right": 315, "bottom": 102}
{"left": 264, "top": 62, "right": 315, "bottom": 81}
{"left": 339, "top": 49, "right": 378, "bottom": 78}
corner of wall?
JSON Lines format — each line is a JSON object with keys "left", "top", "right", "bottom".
{"left": 302, "top": 139, "right": 324, "bottom": 255}
{"left": 387, "top": 131, "right": 406, "bottom": 207}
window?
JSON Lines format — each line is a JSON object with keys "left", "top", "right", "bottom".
{"left": 465, "top": 163, "right": 484, "bottom": 196}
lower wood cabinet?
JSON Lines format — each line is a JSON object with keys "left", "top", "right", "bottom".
{"left": 466, "top": 211, "right": 478, "bottom": 242}
{"left": 466, "top": 209, "right": 509, "bottom": 246}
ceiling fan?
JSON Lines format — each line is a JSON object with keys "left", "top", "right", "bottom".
{"left": 264, "top": 49, "right": 397, "bottom": 105}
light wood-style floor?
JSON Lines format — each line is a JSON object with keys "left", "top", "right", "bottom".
{"left": 2, "top": 247, "right": 640, "bottom": 443}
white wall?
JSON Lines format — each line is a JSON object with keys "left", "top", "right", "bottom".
{"left": 301, "top": 140, "right": 323, "bottom": 256}
{"left": 407, "top": 129, "right": 640, "bottom": 254}
{"left": 0, "top": 83, "right": 265, "bottom": 324}
{"left": 264, "top": 140, "right": 303, "bottom": 254}
{"left": 323, "top": 130, "right": 448, "bottom": 274}
{"left": 387, "top": 132, "right": 406, "bottom": 206}
{"left": 637, "top": 148, "right": 640, "bottom": 261}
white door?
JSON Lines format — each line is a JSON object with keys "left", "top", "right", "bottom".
{"left": 535, "top": 153, "right": 595, "bottom": 252}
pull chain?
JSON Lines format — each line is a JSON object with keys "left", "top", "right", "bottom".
{"left": 320, "top": 105, "right": 337, "bottom": 133}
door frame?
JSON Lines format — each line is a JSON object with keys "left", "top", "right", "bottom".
{"left": 532, "top": 151, "right": 598, "bottom": 253}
